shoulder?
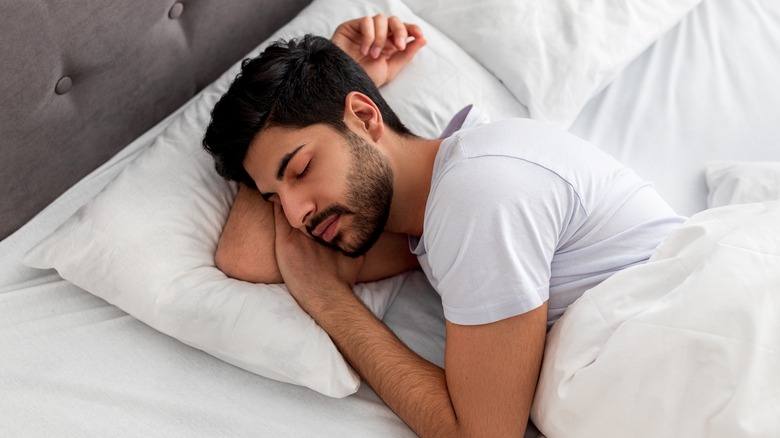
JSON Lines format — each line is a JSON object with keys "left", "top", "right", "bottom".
{"left": 430, "top": 120, "right": 588, "bottom": 216}
{"left": 439, "top": 118, "right": 640, "bottom": 213}
{"left": 454, "top": 118, "right": 594, "bottom": 159}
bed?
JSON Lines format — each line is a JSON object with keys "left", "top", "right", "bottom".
{"left": 2, "top": 0, "right": 779, "bottom": 437}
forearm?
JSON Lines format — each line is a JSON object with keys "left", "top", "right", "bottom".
{"left": 309, "top": 286, "right": 463, "bottom": 438}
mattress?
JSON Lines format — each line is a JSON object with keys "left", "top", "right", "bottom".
{"left": 2, "top": 0, "right": 779, "bottom": 436}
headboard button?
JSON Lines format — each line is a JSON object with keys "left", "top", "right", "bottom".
{"left": 55, "top": 76, "right": 73, "bottom": 95}
{"left": 169, "top": 2, "right": 184, "bottom": 19}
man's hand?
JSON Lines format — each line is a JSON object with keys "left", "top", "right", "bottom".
{"left": 332, "top": 14, "right": 426, "bottom": 88}
{"left": 273, "top": 204, "right": 364, "bottom": 315}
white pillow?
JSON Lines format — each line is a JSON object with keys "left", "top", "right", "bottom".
{"left": 22, "top": 87, "right": 406, "bottom": 398}
{"left": 23, "top": 0, "right": 525, "bottom": 398}
{"left": 706, "top": 161, "right": 780, "bottom": 208}
{"left": 532, "top": 201, "right": 780, "bottom": 437}
{"left": 404, "top": 0, "right": 702, "bottom": 128}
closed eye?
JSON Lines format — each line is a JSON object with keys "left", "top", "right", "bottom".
{"left": 297, "top": 159, "right": 311, "bottom": 179}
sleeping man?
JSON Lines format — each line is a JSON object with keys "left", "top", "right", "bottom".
{"left": 202, "top": 15, "right": 684, "bottom": 437}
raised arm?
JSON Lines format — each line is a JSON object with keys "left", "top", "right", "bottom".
{"left": 331, "top": 14, "right": 426, "bottom": 87}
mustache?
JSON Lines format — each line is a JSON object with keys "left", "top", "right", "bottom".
{"left": 305, "top": 204, "right": 354, "bottom": 236}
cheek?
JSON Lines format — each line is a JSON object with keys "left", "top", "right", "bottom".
{"left": 316, "top": 169, "right": 350, "bottom": 200}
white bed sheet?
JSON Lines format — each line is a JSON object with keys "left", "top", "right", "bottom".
{"left": 571, "top": 0, "right": 780, "bottom": 217}
{"left": 2, "top": 0, "right": 779, "bottom": 436}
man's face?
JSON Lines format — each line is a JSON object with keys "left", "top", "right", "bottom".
{"left": 244, "top": 123, "right": 393, "bottom": 257}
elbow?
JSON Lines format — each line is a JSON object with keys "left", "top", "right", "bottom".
{"left": 214, "top": 237, "right": 282, "bottom": 284}
{"left": 214, "top": 242, "right": 238, "bottom": 278}
{"left": 214, "top": 240, "right": 244, "bottom": 280}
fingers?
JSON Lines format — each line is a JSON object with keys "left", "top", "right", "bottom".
{"left": 390, "top": 35, "right": 426, "bottom": 67}
{"left": 388, "top": 16, "right": 407, "bottom": 50}
{"left": 404, "top": 23, "right": 424, "bottom": 42}
{"left": 357, "top": 16, "right": 374, "bottom": 56}
{"left": 385, "top": 31, "right": 426, "bottom": 80}
{"left": 355, "top": 14, "right": 424, "bottom": 59}
{"left": 370, "top": 14, "right": 389, "bottom": 59}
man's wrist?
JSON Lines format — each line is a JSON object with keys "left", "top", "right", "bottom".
{"left": 289, "top": 280, "right": 357, "bottom": 320}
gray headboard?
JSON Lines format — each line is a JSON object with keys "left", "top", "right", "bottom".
{"left": 0, "top": 0, "right": 313, "bottom": 240}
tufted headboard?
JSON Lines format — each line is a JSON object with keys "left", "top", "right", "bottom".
{"left": 0, "top": 0, "right": 312, "bottom": 240}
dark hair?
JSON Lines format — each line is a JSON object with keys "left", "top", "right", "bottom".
{"left": 202, "top": 34, "right": 413, "bottom": 187}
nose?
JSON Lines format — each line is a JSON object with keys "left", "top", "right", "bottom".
{"left": 279, "top": 188, "right": 315, "bottom": 230}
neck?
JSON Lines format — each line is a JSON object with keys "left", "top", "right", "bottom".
{"left": 382, "top": 132, "right": 442, "bottom": 237}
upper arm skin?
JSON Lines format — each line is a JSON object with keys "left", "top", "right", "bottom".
{"left": 445, "top": 303, "right": 548, "bottom": 437}
{"left": 215, "top": 185, "right": 418, "bottom": 284}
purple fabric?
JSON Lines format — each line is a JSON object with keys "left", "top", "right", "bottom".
{"left": 439, "top": 105, "right": 473, "bottom": 138}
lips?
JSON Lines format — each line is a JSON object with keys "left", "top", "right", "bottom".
{"left": 312, "top": 214, "right": 339, "bottom": 243}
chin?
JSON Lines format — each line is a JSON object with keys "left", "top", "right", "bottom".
{"left": 338, "top": 240, "right": 374, "bottom": 259}
{"left": 338, "top": 229, "right": 384, "bottom": 258}
{"left": 313, "top": 233, "right": 372, "bottom": 258}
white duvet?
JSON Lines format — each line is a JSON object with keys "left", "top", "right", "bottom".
{"left": 532, "top": 201, "right": 780, "bottom": 437}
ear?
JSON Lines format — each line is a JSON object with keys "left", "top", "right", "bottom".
{"left": 343, "top": 92, "right": 384, "bottom": 142}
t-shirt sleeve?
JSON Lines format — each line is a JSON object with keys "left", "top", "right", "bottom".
{"left": 423, "top": 154, "right": 580, "bottom": 325}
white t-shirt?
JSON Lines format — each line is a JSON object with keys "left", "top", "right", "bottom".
{"left": 410, "top": 107, "right": 685, "bottom": 327}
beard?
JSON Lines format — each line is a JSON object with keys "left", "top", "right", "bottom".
{"left": 305, "top": 130, "right": 394, "bottom": 258}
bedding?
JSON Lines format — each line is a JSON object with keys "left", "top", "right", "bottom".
{"left": 706, "top": 161, "right": 780, "bottom": 208}
{"left": 569, "top": 0, "right": 780, "bottom": 216}
{"left": 3, "top": 0, "right": 780, "bottom": 436}
{"left": 405, "top": 0, "right": 702, "bottom": 128}
{"left": 533, "top": 201, "right": 780, "bottom": 437}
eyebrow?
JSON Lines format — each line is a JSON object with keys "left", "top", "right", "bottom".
{"left": 277, "top": 144, "right": 306, "bottom": 180}
{"left": 258, "top": 144, "right": 306, "bottom": 201}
